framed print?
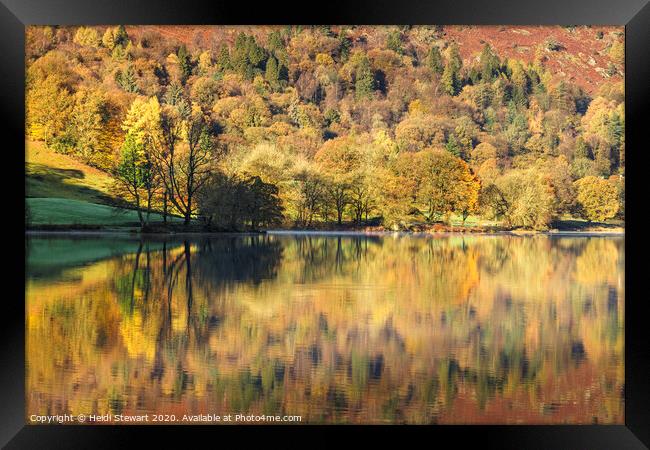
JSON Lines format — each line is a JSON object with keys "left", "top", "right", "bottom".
{"left": 2, "top": 0, "right": 649, "bottom": 447}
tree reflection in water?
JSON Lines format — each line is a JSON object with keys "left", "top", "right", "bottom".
{"left": 26, "top": 234, "right": 624, "bottom": 424}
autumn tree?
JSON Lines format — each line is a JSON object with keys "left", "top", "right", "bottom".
{"left": 496, "top": 169, "right": 555, "bottom": 230}
{"left": 68, "top": 88, "right": 110, "bottom": 166}
{"left": 199, "top": 173, "right": 283, "bottom": 230}
{"left": 27, "top": 77, "right": 73, "bottom": 149}
{"left": 479, "top": 183, "right": 509, "bottom": 221}
{"left": 118, "top": 97, "right": 166, "bottom": 222}
{"left": 101, "top": 27, "right": 116, "bottom": 49}
{"left": 508, "top": 60, "right": 529, "bottom": 107}
{"left": 150, "top": 104, "right": 214, "bottom": 226}
{"left": 441, "top": 64, "right": 459, "bottom": 96}
{"left": 26, "top": 26, "right": 56, "bottom": 59}
{"left": 241, "top": 176, "right": 284, "bottom": 230}
{"left": 470, "top": 142, "right": 498, "bottom": 169}
{"left": 114, "top": 133, "right": 157, "bottom": 227}
{"left": 197, "top": 171, "right": 245, "bottom": 229}
{"left": 191, "top": 77, "right": 219, "bottom": 113}
{"left": 372, "top": 168, "right": 415, "bottom": 229}
{"left": 323, "top": 178, "right": 349, "bottom": 225}
{"left": 574, "top": 176, "right": 619, "bottom": 222}
{"left": 537, "top": 156, "right": 575, "bottom": 214}
{"left": 121, "top": 97, "right": 170, "bottom": 221}
{"left": 197, "top": 51, "right": 213, "bottom": 76}
{"left": 415, "top": 148, "right": 480, "bottom": 222}
{"left": 349, "top": 173, "right": 374, "bottom": 224}
{"left": 102, "top": 25, "right": 128, "bottom": 50}
{"left": 26, "top": 52, "right": 76, "bottom": 146}
{"left": 294, "top": 169, "right": 326, "bottom": 227}
{"left": 73, "top": 27, "right": 101, "bottom": 48}
{"left": 315, "top": 136, "right": 363, "bottom": 224}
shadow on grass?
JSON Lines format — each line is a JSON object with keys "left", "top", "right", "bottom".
{"left": 26, "top": 162, "right": 129, "bottom": 207}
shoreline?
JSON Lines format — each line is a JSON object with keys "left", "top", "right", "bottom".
{"left": 25, "top": 229, "right": 625, "bottom": 238}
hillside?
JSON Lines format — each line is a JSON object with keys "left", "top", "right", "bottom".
{"left": 26, "top": 140, "right": 116, "bottom": 203}
{"left": 442, "top": 26, "right": 623, "bottom": 94}
{"left": 127, "top": 25, "right": 624, "bottom": 94}
{"left": 25, "top": 25, "right": 625, "bottom": 231}
{"left": 26, "top": 141, "right": 176, "bottom": 227}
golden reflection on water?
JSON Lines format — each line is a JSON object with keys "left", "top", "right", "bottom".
{"left": 26, "top": 234, "right": 624, "bottom": 424}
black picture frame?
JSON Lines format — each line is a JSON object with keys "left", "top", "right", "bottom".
{"left": 3, "top": 0, "right": 648, "bottom": 448}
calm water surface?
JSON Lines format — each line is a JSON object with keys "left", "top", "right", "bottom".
{"left": 26, "top": 233, "right": 624, "bottom": 424}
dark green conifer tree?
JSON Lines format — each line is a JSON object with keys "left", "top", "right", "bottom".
{"left": 426, "top": 46, "right": 444, "bottom": 75}
{"left": 265, "top": 55, "right": 280, "bottom": 90}
{"left": 355, "top": 55, "right": 375, "bottom": 100}
{"left": 177, "top": 45, "right": 192, "bottom": 84}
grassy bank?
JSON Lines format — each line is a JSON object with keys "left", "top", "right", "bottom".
{"left": 26, "top": 141, "right": 181, "bottom": 228}
{"left": 26, "top": 140, "right": 117, "bottom": 204}
{"left": 26, "top": 197, "right": 176, "bottom": 227}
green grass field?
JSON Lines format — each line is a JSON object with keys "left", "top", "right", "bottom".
{"left": 26, "top": 197, "right": 175, "bottom": 226}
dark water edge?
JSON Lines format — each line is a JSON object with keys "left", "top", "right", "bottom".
{"left": 25, "top": 229, "right": 624, "bottom": 237}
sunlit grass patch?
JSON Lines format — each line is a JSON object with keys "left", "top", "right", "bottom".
{"left": 26, "top": 197, "right": 173, "bottom": 226}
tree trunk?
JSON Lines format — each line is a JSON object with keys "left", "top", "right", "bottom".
{"left": 185, "top": 194, "right": 192, "bottom": 227}
{"left": 134, "top": 188, "right": 144, "bottom": 228}
{"left": 163, "top": 191, "right": 168, "bottom": 224}
{"left": 145, "top": 190, "right": 152, "bottom": 226}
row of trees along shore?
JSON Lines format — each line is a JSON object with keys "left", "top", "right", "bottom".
{"left": 26, "top": 25, "right": 625, "bottom": 230}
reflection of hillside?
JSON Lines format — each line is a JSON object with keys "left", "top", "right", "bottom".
{"left": 27, "top": 235, "right": 624, "bottom": 424}
{"left": 26, "top": 236, "right": 170, "bottom": 280}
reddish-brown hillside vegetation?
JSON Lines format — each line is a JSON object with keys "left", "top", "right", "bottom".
{"left": 127, "top": 25, "right": 624, "bottom": 94}
{"left": 442, "top": 25, "right": 623, "bottom": 94}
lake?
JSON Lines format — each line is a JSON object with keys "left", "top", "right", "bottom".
{"left": 25, "top": 232, "right": 624, "bottom": 424}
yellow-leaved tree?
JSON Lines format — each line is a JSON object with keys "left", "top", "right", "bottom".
{"left": 574, "top": 176, "right": 620, "bottom": 222}
{"left": 415, "top": 148, "right": 480, "bottom": 224}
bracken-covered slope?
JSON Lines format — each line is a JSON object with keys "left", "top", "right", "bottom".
{"left": 127, "top": 25, "right": 624, "bottom": 94}
{"left": 441, "top": 25, "right": 623, "bottom": 94}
